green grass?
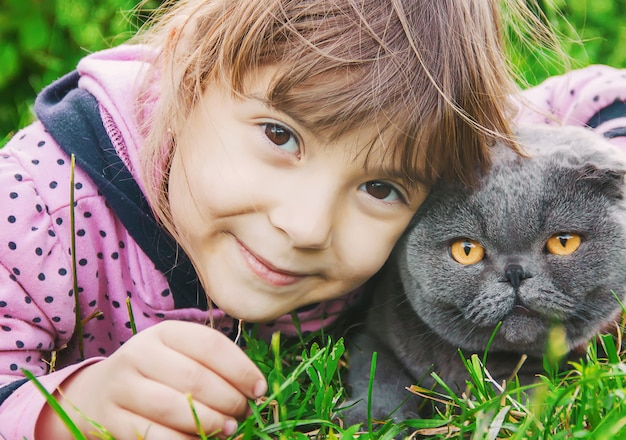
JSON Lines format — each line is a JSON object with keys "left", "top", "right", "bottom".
{"left": 25, "top": 314, "right": 626, "bottom": 439}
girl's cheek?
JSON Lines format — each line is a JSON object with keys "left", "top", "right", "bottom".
{"left": 344, "top": 226, "right": 401, "bottom": 277}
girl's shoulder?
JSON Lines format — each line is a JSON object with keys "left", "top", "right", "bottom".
{"left": 516, "top": 65, "right": 626, "bottom": 149}
{"left": 517, "top": 65, "right": 626, "bottom": 123}
{"left": 1, "top": 121, "right": 103, "bottom": 212}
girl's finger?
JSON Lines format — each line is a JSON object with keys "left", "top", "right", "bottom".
{"left": 115, "top": 374, "right": 239, "bottom": 437}
{"left": 154, "top": 321, "right": 267, "bottom": 399}
{"left": 110, "top": 408, "right": 214, "bottom": 440}
{"left": 134, "top": 342, "right": 251, "bottom": 418}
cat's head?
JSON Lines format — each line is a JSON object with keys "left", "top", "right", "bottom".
{"left": 398, "top": 125, "right": 626, "bottom": 356}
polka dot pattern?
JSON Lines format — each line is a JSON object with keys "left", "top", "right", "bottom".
{"left": 516, "top": 64, "right": 626, "bottom": 148}
{"left": 0, "top": 123, "right": 205, "bottom": 399}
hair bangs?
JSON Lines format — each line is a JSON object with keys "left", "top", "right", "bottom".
{"left": 216, "top": 0, "right": 505, "bottom": 188}
{"left": 256, "top": 55, "right": 448, "bottom": 187}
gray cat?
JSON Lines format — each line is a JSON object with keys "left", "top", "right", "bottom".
{"left": 345, "top": 125, "right": 626, "bottom": 423}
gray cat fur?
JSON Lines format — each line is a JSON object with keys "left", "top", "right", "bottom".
{"left": 345, "top": 125, "right": 626, "bottom": 423}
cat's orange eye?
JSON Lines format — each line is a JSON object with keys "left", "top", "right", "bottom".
{"left": 450, "top": 238, "right": 485, "bottom": 265}
{"left": 545, "top": 233, "right": 581, "bottom": 256}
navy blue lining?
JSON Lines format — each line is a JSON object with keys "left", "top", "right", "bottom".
{"left": 587, "top": 99, "right": 626, "bottom": 129}
{"left": 0, "top": 378, "right": 28, "bottom": 405}
{"left": 603, "top": 127, "right": 626, "bottom": 139}
{"left": 34, "top": 71, "right": 207, "bottom": 310}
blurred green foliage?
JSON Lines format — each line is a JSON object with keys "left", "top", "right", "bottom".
{"left": 0, "top": 0, "right": 162, "bottom": 142}
{"left": 509, "top": 0, "right": 626, "bottom": 86}
{"left": 0, "top": 0, "right": 625, "bottom": 141}
{"left": 553, "top": 0, "right": 626, "bottom": 68}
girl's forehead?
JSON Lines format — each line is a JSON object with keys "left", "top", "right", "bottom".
{"left": 238, "top": 65, "right": 380, "bottom": 134}
{"left": 234, "top": 66, "right": 429, "bottom": 188}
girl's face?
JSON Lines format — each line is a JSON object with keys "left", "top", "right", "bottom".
{"left": 168, "top": 69, "right": 428, "bottom": 322}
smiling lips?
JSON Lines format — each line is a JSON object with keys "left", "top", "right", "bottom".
{"left": 237, "top": 240, "right": 306, "bottom": 286}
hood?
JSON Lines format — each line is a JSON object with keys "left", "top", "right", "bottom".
{"left": 76, "top": 44, "right": 158, "bottom": 197}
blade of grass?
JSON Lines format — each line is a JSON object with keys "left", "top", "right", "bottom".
{"left": 69, "top": 154, "right": 83, "bottom": 360}
{"left": 367, "top": 351, "right": 377, "bottom": 435}
{"left": 187, "top": 393, "right": 210, "bottom": 440}
{"left": 125, "top": 297, "right": 137, "bottom": 335}
{"left": 22, "top": 369, "right": 88, "bottom": 440}
{"left": 486, "top": 405, "right": 511, "bottom": 439}
{"left": 482, "top": 322, "right": 502, "bottom": 368}
{"left": 250, "top": 339, "right": 328, "bottom": 414}
{"left": 599, "top": 333, "right": 620, "bottom": 364}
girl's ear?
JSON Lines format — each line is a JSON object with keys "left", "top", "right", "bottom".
{"left": 164, "top": 14, "right": 191, "bottom": 63}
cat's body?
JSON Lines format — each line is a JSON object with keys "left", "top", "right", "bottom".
{"left": 345, "top": 125, "right": 626, "bottom": 422}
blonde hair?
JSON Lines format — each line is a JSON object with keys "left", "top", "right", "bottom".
{"left": 132, "top": 0, "right": 547, "bottom": 230}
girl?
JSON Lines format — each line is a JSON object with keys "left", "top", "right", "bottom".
{"left": 0, "top": 0, "right": 558, "bottom": 438}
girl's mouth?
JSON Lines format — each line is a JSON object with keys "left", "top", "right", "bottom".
{"left": 237, "top": 240, "right": 305, "bottom": 286}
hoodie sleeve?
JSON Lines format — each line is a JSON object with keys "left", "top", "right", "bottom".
{"left": 0, "top": 357, "right": 102, "bottom": 439}
{"left": 516, "top": 65, "right": 626, "bottom": 150}
{"left": 0, "top": 124, "right": 89, "bottom": 438}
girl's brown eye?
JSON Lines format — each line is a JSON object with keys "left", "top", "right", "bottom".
{"left": 359, "top": 181, "right": 402, "bottom": 202}
{"left": 450, "top": 238, "right": 485, "bottom": 265}
{"left": 545, "top": 233, "right": 581, "bottom": 256}
{"left": 264, "top": 123, "right": 291, "bottom": 145}
{"left": 262, "top": 123, "right": 300, "bottom": 155}
{"left": 366, "top": 182, "right": 392, "bottom": 199}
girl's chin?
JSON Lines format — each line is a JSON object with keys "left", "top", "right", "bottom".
{"left": 214, "top": 300, "right": 289, "bottom": 323}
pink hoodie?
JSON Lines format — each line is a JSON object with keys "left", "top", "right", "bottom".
{"left": 0, "top": 45, "right": 356, "bottom": 439}
{"left": 515, "top": 64, "right": 626, "bottom": 151}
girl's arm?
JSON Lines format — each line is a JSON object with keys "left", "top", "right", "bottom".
{"left": 0, "top": 128, "right": 84, "bottom": 438}
{"left": 0, "top": 246, "right": 96, "bottom": 439}
{"left": 0, "top": 125, "right": 268, "bottom": 438}
{"left": 0, "top": 356, "right": 102, "bottom": 439}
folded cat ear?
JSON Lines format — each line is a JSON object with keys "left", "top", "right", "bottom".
{"left": 574, "top": 133, "right": 626, "bottom": 200}
{"left": 574, "top": 163, "right": 626, "bottom": 200}
{"left": 517, "top": 125, "right": 626, "bottom": 201}
{"left": 564, "top": 131, "right": 626, "bottom": 200}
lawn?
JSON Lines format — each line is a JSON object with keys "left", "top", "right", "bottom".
{"left": 30, "top": 314, "right": 626, "bottom": 438}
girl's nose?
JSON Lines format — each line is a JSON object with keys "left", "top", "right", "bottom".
{"left": 269, "top": 186, "right": 336, "bottom": 250}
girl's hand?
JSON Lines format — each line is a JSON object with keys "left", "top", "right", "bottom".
{"left": 35, "top": 321, "right": 267, "bottom": 439}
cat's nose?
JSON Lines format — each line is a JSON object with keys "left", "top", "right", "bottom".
{"left": 504, "top": 263, "right": 527, "bottom": 290}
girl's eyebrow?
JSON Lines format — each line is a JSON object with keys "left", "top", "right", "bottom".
{"left": 365, "top": 163, "right": 424, "bottom": 188}
{"left": 245, "top": 92, "right": 326, "bottom": 138}
{"left": 245, "top": 92, "right": 289, "bottom": 116}
{"left": 362, "top": 160, "right": 402, "bottom": 179}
